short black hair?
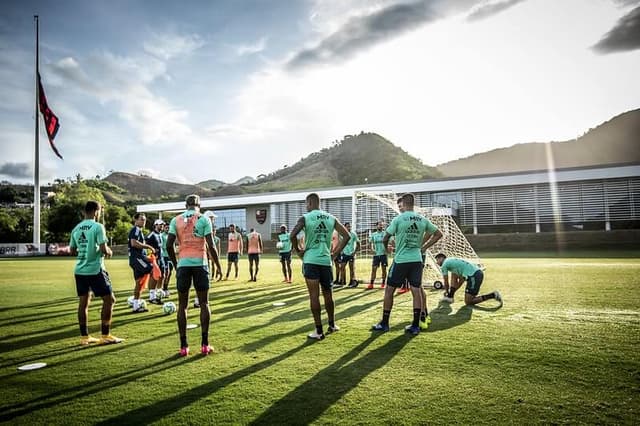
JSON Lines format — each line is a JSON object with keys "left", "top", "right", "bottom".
{"left": 401, "top": 193, "right": 415, "bottom": 207}
{"left": 134, "top": 212, "right": 145, "bottom": 220}
{"left": 84, "top": 200, "right": 101, "bottom": 214}
{"left": 435, "top": 253, "right": 447, "bottom": 261}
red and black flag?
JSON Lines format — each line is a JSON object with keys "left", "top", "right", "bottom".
{"left": 37, "top": 73, "right": 62, "bottom": 159}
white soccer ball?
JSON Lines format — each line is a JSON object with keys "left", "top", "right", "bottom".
{"left": 163, "top": 302, "right": 176, "bottom": 315}
{"left": 138, "top": 299, "right": 147, "bottom": 310}
{"left": 155, "top": 291, "right": 163, "bottom": 302}
{"left": 127, "top": 295, "right": 135, "bottom": 307}
{"left": 276, "top": 242, "right": 284, "bottom": 249}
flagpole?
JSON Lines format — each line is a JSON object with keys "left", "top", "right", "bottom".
{"left": 34, "top": 15, "right": 41, "bottom": 249}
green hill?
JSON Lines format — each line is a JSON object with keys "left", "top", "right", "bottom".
{"left": 103, "top": 172, "right": 216, "bottom": 201}
{"left": 437, "top": 109, "right": 640, "bottom": 177}
{"left": 243, "top": 132, "right": 441, "bottom": 193}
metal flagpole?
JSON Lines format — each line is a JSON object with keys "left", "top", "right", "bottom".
{"left": 34, "top": 15, "right": 41, "bottom": 249}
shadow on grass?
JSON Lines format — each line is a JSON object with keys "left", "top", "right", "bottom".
{"left": 0, "top": 296, "right": 78, "bottom": 313}
{"left": 0, "top": 310, "right": 162, "bottom": 353}
{"left": 95, "top": 342, "right": 312, "bottom": 425}
{"left": 249, "top": 333, "right": 408, "bottom": 425}
{"left": 239, "top": 298, "right": 381, "bottom": 353}
{"left": 0, "top": 347, "right": 199, "bottom": 422}
{"left": 426, "top": 302, "right": 474, "bottom": 332}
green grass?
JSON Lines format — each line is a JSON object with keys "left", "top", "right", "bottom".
{"left": 1, "top": 255, "right": 639, "bottom": 425}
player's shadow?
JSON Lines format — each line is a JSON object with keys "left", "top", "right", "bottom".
{"left": 238, "top": 298, "right": 382, "bottom": 353}
{"left": 248, "top": 333, "right": 408, "bottom": 425}
{"left": 0, "top": 348, "right": 198, "bottom": 422}
{"left": 0, "top": 296, "right": 78, "bottom": 313}
{"left": 0, "top": 308, "right": 76, "bottom": 327}
{"left": 94, "top": 342, "right": 312, "bottom": 426}
{"left": 426, "top": 302, "right": 474, "bottom": 332}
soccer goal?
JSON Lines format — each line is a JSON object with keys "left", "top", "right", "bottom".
{"left": 353, "top": 191, "right": 482, "bottom": 288}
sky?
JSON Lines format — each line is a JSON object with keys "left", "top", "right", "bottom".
{"left": 1, "top": 0, "right": 639, "bottom": 185}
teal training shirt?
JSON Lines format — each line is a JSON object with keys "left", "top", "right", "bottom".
{"left": 440, "top": 258, "right": 479, "bottom": 278}
{"left": 169, "top": 210, "right": 212, "bottom": 267}
{"left": 303, "top": 209, "right": 336, "bottom": 266}
{"left": 342, "top": 230, "right": 359, "bottom": 255}
{"left": 386, "top": 211, "right": 438, "bottom": 263}
{"left": 278, "top": 232, "right": 292, "bottom": 253}
{"left": 369, "top": 230, "right": 386, "bottom": 256}
{"left": 69, "top": 219, "right": 107, "bottom": 275}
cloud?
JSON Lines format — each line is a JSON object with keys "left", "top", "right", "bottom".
{"left": 286, "top": 0, "right": 492, "bottom": 70}
{"left": 0, "top": 162, "right": 32, "bottom": 178}
{"left": 143, "top": 32, "right": 204, "bottom": 61}
{"left": 235, "top": 37, "right": 268, "bottom": 57}
{"left": 592, "top": 5, "right": 640, "bottom": 53}
{"left": 466, "top": 0, "right": 526, "bottom": 22}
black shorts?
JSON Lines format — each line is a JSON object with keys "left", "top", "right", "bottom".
{"left": 465, "top": 270, "right": 484, "bottom": 296}
{"left": 279, "top": 251, "right": 291, "bottom": 262}
{"left": 228, "top": 252, "right": 239, "bottom": 263}
{"left": 162, "top": 256, "right": 174, "bottom": 272}
{"left": 248, "top": 253, "right": 260, "bottom": 262}
{"left": 176, "top": 266, "right": 210, "bottom": 293}
{"left": 387, "top": 261, "right": 424, "bottom": 288}
{"left": 130, "top": 256, "right": 152, "bottom": 279}
{"left": 372, "top": 254, "right": 388, "bottom": 267}
{"left": 303, "top": 263, "right": 333, "bottom": 290}
{"left": 155, "top": 255, "right": 166, "bottom": 272}
{"left": 338, "top": 254, "right": 354, "bottom": 264}
{"left": 75, "top": 269, "right": 113, "bottom": 297}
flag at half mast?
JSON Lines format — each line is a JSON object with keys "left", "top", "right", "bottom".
{"left": 37, "top": 72, "right": 62, "bottom": 159}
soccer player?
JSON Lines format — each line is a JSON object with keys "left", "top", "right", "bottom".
{"left": 436, "top": 254, "right": 502, "bottom": 306}
{"left": 161, "top": 222, "right": 173, "bottom": 297}
{"left": 146, "top": 219, "right": 165, "bottom": 304}
{"left": 277, "top": 224, "right": 293, "bottom": 283}
{"left": 224, "top": 223, "right": 243, "bottom": 280}
{"left": 246, "top": 228, "right": 263, "bottom": 281}
{"left": 69, "top": 200, "right": 122, "bottom": 345}
{"left": 339, "top": 222, "right": 361, "bottom": 288}
{"left": 372, "top": 193, "right": 443, "bottom": 335}
{"left": 367, "top": 220, "right": 388, "bottom": 289}
{"left": 166, "top": 194, "right": 223, "bottom": 356}
{"left": 128, "top": 213, "right": 157, "bottom": 313}
{"left": 291, "top": 193, "right": 350, "bottom": 340}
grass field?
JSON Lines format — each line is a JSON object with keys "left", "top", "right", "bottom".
{"left": 1, "top": 254, "right": 639, "bottom": 425}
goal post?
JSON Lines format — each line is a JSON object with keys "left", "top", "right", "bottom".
{"left": 353, "top": 191, "right": 482, "bottom": 287}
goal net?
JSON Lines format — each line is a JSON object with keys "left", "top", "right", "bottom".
{"left": 353, "top": 191, "right": 482, "bottom": 287}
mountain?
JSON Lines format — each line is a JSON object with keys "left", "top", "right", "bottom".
{"left": 197, "top": 179, "right": 226, "bottom": 190}
{"left": 103, "top": 172, "right": 216, "bottom": 201}
{"left": 242, "top": 132, "right": 440, "bottom": 193}
{"left": 436, "top": 109, "right": 640, "bottom": 177}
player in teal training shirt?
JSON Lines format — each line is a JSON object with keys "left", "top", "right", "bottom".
{"left": 291, "top": 193, "right": 350, "bottom": 341}
{"left": 372, "top": 193, "right": 443, "bottom": 335}
{"left": 69, "top": 200, "right": 122, "bottom": 346}
{"left": 436, "top": 254, "right": 502, "bottom": 306}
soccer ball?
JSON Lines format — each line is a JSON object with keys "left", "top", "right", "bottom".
{"left": 127, "top": 295, "right": 135, "bottom": 306}
{"left": 163, "top": 302, "right": 177, "bottom": 315}
{"left": 155, "top": 291, "right": 163, "bottom": 302}
{"left": 138, "top": 299, "right": 147, "bottom": 310}
{"left": 276, "top": 242, "right": 284, "bottom": 249}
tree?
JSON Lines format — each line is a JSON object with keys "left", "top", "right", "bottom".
{"left": 0, "top": 186, "right": 17, "bottom": 203}
{"left": 46, "top": 181, "right": 106, "bottom": 242}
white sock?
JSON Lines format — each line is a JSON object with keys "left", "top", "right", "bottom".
{"left": 150, "top": 289, "right": 156, "bottom": 300}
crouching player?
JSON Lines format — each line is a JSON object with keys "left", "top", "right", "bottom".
{"left": 436, "top": 253, "right": 502, "bottom": 306}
